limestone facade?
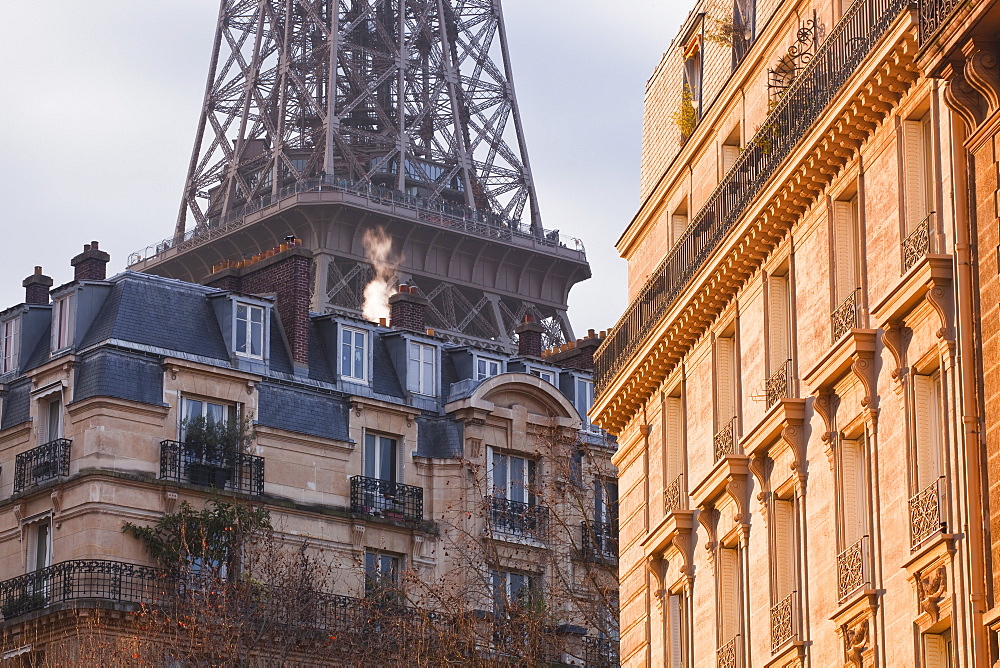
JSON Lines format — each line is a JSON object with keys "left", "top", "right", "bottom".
{"left": 594, "top": 0, "right": 989, "bottom": 664}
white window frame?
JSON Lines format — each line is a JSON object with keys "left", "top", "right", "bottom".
{"left": 363, "top": 432, "right": 398, "bottom": 483}
{"left": 24, "top": 517, "right": 52, "bottom": 573}
{"left": 180, "top": 396, "right": 236, "bottom": 440}
{"left": 407, "top": 341, "right": 436, "bottom": 396}
{"left": 52, "top": 293, "right": 75, "bottom": 352}
{"left": 1, "top": 316, "right": 20, "bottom": 374}
{"left": 364, "top": 549, "right": 401, "bottom": 598}
{"left": 234, "top": 302, "right": 266, "bottom": 360}
{"left": 490, "top": 568, "right": 536, "bottom": 615}
{"left": 574, "top": 376, "right": 598, "bottom": 432}
{"left": 487, "top": 446, "right": 536, "bottom": 506}
{"left": 528, "top": 366, "right": 556, "bottom": 385}
{"left": 340, "top": 325, "right": 369, "bottom": 383}
{"left": 475, "top": 355, "right": 503, "bottom": 381}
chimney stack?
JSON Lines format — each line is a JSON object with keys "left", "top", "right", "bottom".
{"left": 515, "top": 314, "right": 545, "bottom": 358}
{"left": 389, "top": 285, "right": 429, "bottom": 333}
{"left": 71, "top": 241, "right": 111, "bottom": 281}
{"left": 23, "top": 266, "right": 53, "bottom": 305}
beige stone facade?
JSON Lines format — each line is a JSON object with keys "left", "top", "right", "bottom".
{"left": 595, "top": 0, "right": 990, "bottom": 665}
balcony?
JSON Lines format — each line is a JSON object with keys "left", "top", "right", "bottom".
{"left": 909, "top": 478, "right": 945, "bottom": 548}
{"left": 350, "top": 476, "right": 424, "bottom": 522}
{"left": 832, "top": 289, "right": 860, "bottom": 342}
{"left": 583, "top": 636, "right": 620, "bottom": 668}
{"left": 770, "top": 593, "right": 797, "bottom": 652}
{"left": 714, "top": 417, "right": 738, "bottom": 462}
{"left": 487, "top": 496, "right": 549, "bottom": 542}
{"left": 918, "top": 0, "right": 964, "bottom": 43}
{"left": 581, "top": 521, "right": 618, "bottom": 563}
{"left": 717, "top": 635, "right": 741, "bottom": 668}
{"left": 765, "top": 360, "right": 792, "bottom": 408}
{"left": 0, "top": 559, "right": 166, "bottom": 622}
{"left": 663, "top": 473, "right": 684, "bottom": 514}
{"left": 837, "top": 536, "right": 870, "bottom": 602}
{"left": 159, "top": 439, "right": 264, "bottom": 496}
{"left": 13, "top": 439, "right": 71, "bottom": 494}
{"left": 902, "top": 216, "right": 932, "bottom": 272}
{"left": 593, "top": 0, "right": 910, "bottom": 394}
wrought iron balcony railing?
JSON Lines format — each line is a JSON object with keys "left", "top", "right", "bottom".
{"left": 663, "top": 473, "right": 684, "bottom": 514}
{"left": 583, "top": 636, "right": 620, "bottom": 668}
{"left": 593, "top": 0, "right": 910, "bottom": 394}
{"left": 918, "top": 0, "right": 964, "bottom": 43}
{"left": 714, "top": 417, "right": 738, "bottom": 462}
{"left": 909, "top": 478, "right": 945, "bottom": 548}
{"left": 351, "top": 476, "right": 424, "bottom": 522}
{"left": 832, "top": 289, "right": 860, "bottom": 342}
{"left": 581, "top": 521, "right": 618, "bottom": 562}
{"left": 159, "top": 440, "right": 264, "bottom": 496}
{"left": 14, "top": 439, "right": 71, "bottom": 494}
{"left": 487, "top": 496, "right": 549, "bottom": 542}
{"left": 770, "top": 593, "right": 796, "bottom": 652}
{"left": 837, "top": 535, "right": 869, "bottom": 601}
{"left": 765, "top": 360, "right": 792, "bottom": 408}
{"left": 717, "top": 635, "right": 740, "bottom": 668}
{"left": 902, "top": 216, "right": 932, "bottom": 272}
{"left": 0, "top": 559, "right": 167, "bottom": 622}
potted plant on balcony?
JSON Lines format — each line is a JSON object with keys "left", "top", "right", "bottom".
{"left": 1, "top": 587, "right": 48, "bottom": 619}
{"left": 183, "top": 413, "right": 255, "bottom": 490}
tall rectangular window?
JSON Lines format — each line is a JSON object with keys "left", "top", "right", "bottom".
{"left": 683, "top": 42, "right": 703, "bottom": 121}
{"left": 832, "top": 196, "right": 861, "bottom": 307}
{"left": 717, "top": 544, "right": 743, "bottom": 650}
{"left": 767, "top": 273, "right": 791, "bottom": 376}
{"left": 714, "top": 333, "right": 738, "bottom": 443}
{"left": 913, "top": 371, "right": 944, "bottom": 490}
{"left": 903, "top": 113, "right": 934, "bottom": 234}
{"left": 43, "top": 396, "right": 63, "bottom": 443}
{"left": 27, "top": 520, "right": 51, "bottom": 573}
{"left": 491, "top": 569, "right": 536, "bottom": 615}
{"left": 575, "top": 377, "right": 597, "bottom": 431}
{"left": 52, "top": 293, "right": 75, "bottom": 351}
{"left": 671, "top": 201, "right": 689, "bottom": 246}
{"left": 667, "top": 589, "right": 691, "bottom": 668}
{"left": 364, "top": 550, "right": 400, "bottom": 601}
{"left": 341, "top": 326, "right": 368, "bottom": 382}
{"left": 771, "top": 494, "right": 797, "bottom": 601}
{"left": 732, "top": 0, "right": 755, "bottom": 66}
{"left": 364, "top": 433, "right": 397, "bottom": 483}
{"left": 1, "top": 316, "right": 19, "bottom": 374}
{"left": 923, "top": 630, "right": 953, "bottom": 668}
{"left": 407, "top": 341, "right": 436, "bottom": 396}
{"left": 235, "top": 303, "right": 265, "bottom": 359}
{"left": 662, "top": 388, "right": 686, "bottom": 512}
{"left": 489, "top": 447, "right": 536, "bottom": 506}
{"left": 839, "top": 438, "right": 868, "bottom": 548}
{"left": 595, "top": 478, "right": 619, "bottom": 527}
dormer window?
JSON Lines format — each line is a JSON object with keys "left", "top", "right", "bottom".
{"left": 341, "top": 325, "right": 369, "bottom": 383}
{"left": 1, "top": 316, "right": 20, "bottom": 374}
{"left": 235, "top": 302, "right": 265, "bottom": 359}
{"left": 407, "top": 341, "right": 436, "bottom": 396}
{"left": 476, "top": 355, "right": 503, "bottom": 381}
{"left": 52, "top": 293, "right": 75, "bottom": 351}
{"left": 528, "top": 367, "right": 555, "bottom": 385}
{"left": 574, "top": 377, "right": 598, "bottom": 432}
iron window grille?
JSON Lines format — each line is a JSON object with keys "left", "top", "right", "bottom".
{"left": 831, "top": 289, "right": 860, "bottom": 342}
{"left": 581, "top": 521, "right": 619, "bottom": 563}
{"left": 487, "top": 496, "right": 549, "bottom": 542}
{"left": 770, "top": 592, "right": 797, "bottom": 653}
{"left": 714, "top": 417, "right": 738, "bottom": 462}
{"left": 351, "top": 476, "right": 424, "bottom": 522}
{"left": 909, "top": 477, "right": 945, "bottom": 549}
{"left": 13, "top": 439, "right": 71, "bottom": 494}
{"left": 159, "top": 439, "right": 264, "bottom": 496}
{"left": 765, "top": 360, "right": 792, "bottom": 408}
{"left": 902, "top": 216, "right": 932, "bottom": 272}
{"left": 837, "top": 536, "right": 870, "bottom": 602}
{"left": 583, "top": 636, "right": 621, "bottom": 668}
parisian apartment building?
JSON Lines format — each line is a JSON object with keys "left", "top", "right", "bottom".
{"left": 592, "top": 0, "right": 999, "bottom": 666}
{"left": 0, "top": 242, "right": 620, "bottom": 665}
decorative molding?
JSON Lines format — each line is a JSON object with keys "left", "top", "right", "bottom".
{"left": 12, "top": 501, "right": 27, "bottom": 524}
{"left": 843, "top": 618, "right": 870, "bottom": 667}
{"left": 50, "top": 488, "right": 64, "bottom": 527}
{"left": 351, "top": 523, "right": 366, "bottom": 548}
{"left": 916, "top": 565, "right": 947, "bottom": 623}
{"left": 942, "top": 61, "right": 985, "bottom": 132}
{"left": 697, "top": 507, "right": 719, "bottom": 573}
{"left": 961, "top": 39, "right": 1000, "bottom": 117}
{"left": 162, "top": 490, "right": 179, "bottom": 515}
{"left": 881, "top": 322, "right": 911, "bottom": 385}
{"left": 646, "top": 555, "right": 667, "bottom": 607}
{"left": 466, "top": 438, "right": 483, "bottom": 459}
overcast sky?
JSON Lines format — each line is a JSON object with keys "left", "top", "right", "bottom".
{"left": 0, "top": 1, "right": 686, "bottom": 336}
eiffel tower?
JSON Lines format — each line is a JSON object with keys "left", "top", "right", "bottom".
{"left": 130, "top": 0, "right": 590, "bottom": 350}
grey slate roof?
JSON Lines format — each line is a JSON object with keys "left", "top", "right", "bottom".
{"left": 21, "top": 324, "right": 52, "bottom": 373}
{"left": 73, "top": 350, "right": 165, "bottom": 407}
{"left": 415, "top": 415, "right": 463, "bottom": 458}
{"left": 257, "top": 382, "right": 350, "bottom": 442}
{"left": 1, "top": 381, "right": 30, "bottom": 430}
{"left": 371, "top": 335, "right": 404, "bottom": 398}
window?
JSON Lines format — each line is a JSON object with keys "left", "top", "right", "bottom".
{"left": 683, "top": 40, "right": 703, "bottom": 121}
{"left": 913, "top": 370, "right": 944, "bottom": 491}
{"left": 235, "top": 303, "right": 265, "bottom": 359}
{"left": 771, "top": 492, "right": 797, "bottom": 603}
{"left": 341, "top": 326, "right": 368, "bottom": 382}
{"left": 529, "top": 367, "right": 555, "bottom": 385}
{"left": 667, "top": 589, "right": 691, "bottom": 668}
{"left": 838, "top": 437, "right": 868, "bottom": 549}
{"left": 407, "top": 341, "right": 436, "bottom": 396}
{"left": 364, "top": 550, "right": 401, "bottom": 601}
{"left": 832, "top": 195, "right": 861, "bottom": 308}
{"left": 670, "top": 200, "right": 689, "bottom": 246}
{"left": 1, "top": 316, "right": 19, "bottom": 374}
{"left": 903, "top": 112, "right": 934, "bottom": 235}
{"left": 732, "top": 0, "right": 755, "bottom": 67}
{"left": 52, "top": 293, "right": 75, "bottom": 351}
{"left": 491, "top": 569, "right": 536, "bottom": 614}
{"left": 923, "top": 630, "right": 953, "bottom": 668}
{"left": 181, "top": 397, "right": 234, "bottom": 435}
{"left": 662, "top": 386, "right": 686, "bottom": 512}
{"left": 489, "top": 449, "right": 536, "bottom": 505}
{"left": 364, "top": 433, "right": 397, "bottom": 483}
{"left": 27, "top": 520, "right": 51, "bottom": 573}
{"left": 717, "top": 543, "right": 743, "bottom": 653}
{"left": 43, "top": 396, "right": 62, "bottom": 443}
{"left": 476, "top": 356, "right": 502, "bottom": 381}
{"left": 721, "top": 126, "right": 741, "bottom": 177}
{"left": 595, "top": 478, "right": 619, "bottom": 527}
{"left": 766, "top": 271, "right": 791, "bottom": 383}
{"left": 714, "top": 331, "right": 738, "bottom": 447}
{"left": 575, "top": 377, "right": 597, "bottom": 432}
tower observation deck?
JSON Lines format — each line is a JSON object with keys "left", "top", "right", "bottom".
{"left": 129, "top": 0, "right": 590, "bottom": 351}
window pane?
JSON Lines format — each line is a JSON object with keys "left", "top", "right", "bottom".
{"left": 353, "top": 332, "right": 365, "bottom": 379}
{"left": 235, "top": 316, "right": 248, "bottom": 353}
{"left": 250, "top": 319, "right": 263, "bottom": 356}
{"left": 492, "top": 452, "right": 507, "bottom": 494}
{"left": 364, "top": 434, "right": 377, "bottom": 479}
{"left": 251, "top": 306, "right": 263, "bottom": 324}
{"left": 509, "top": 457, "right": 525, "bottom": 503}
{"left": 380, "top": 437, "right": 396, "bottom": 482}
{"left": 341, "top": 336, "right": 351, "bottom": 376}
{"left": 205, "top": 402, "right": 226, "bottom": 424}
{"left": 422, "top": 356, "right": 434, "bottom": 395}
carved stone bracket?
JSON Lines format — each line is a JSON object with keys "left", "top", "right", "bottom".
{"left": 698, "top": 507, "right": 720, "bottom": 574}
{"left": 916, "top": 565, "right": 948, "bottom": 623}
{"left": 50, "top": 488, "right": 64, "bottom": 528}
{"left": 351, "top": 523, "right": 366, "bottom": 548}
{"left": 850, "top": 346, "right": 878, "bottom": 412}
{"left": 646, "top": 555, "right": 667, "bottom": 608}
{"left": 813, "top": 391, "right": 840, "bottom": 470}
{"left": 843, "top": 617, "right": 870, "bottom": 667}
{"left": 925, "top": 276, "right": 955, "bottom": 345}
{"left": 961, "top": 39, "right": 1000, "bottom": 118}
{"left": 162, "top": 490, "right": 179, "bottom": 515}
{"left": 749, "top": 456, "right": 771, "bottom": 526}
{"left": 881, "top": 321, "right": 911, "bottom": 388}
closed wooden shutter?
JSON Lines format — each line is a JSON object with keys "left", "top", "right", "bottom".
{"left": 664, "top": 396, "right": 683, "bottom": 481}
{"left": 903, "top": 119, "right": 928, "bottom": 232}
{"left": 668, "top": 592, "right": 683, "bottom": 668}
{"left": 840, "top": 438, "right": 867, "bottom": 545}
{"left": 923, "top": 633, "right": 949, "bottom": 668}
{"left": 719, "top": 546, "right": 740, "bottom": 642}
{"left": 716, "top": 336, "right": 736, "bottom": 426}
{"left": 773, "top": 498, "right": 795, "bottom": 599}
{"left": 722, "top": 145, "right": 740, "bottom": 176}
{"left": 833, "top": 199, "right": 858, "bottom": 305}
{"left": 768, "top": 275, "right": 790, "bottom": 374}
{"left": 913, "top": 373, "right": 942, "bottom": 488}
{"left": 672, "top": 214, "right": 688, "bottom": 244}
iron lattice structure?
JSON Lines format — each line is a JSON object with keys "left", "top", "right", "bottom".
{"left": 177, "top": 0, "right": 541, "bottom": 237}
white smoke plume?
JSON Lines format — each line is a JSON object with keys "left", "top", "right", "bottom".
{"left": 361, "top": 226, "right": 400, "bottom": 322}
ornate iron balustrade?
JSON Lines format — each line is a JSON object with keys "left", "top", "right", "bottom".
{"left": 902, "top": 217, "right": 932, "bottom": 272}
{"left": 581, "top": 521, "right": 618, "bottom": 562}
{"left": 13, "top": 439, "right": 71, "bottom": 494}
{"left": 664, "top": 473, "right": 684, "bottom": 514}
{"left": 583, "top": 636, "right": 620, "bottom": 668}
{"left": 0, "top": 559, "right": 167, "bottom": 621}
{"left": 765, "top": 360, "right": 792, "bottom": 408}
{"left": 717, "top": 635, "right": 740, "bottom": 668}
{"left": 714, "top": 417, "right": 738, "bottom": 462}
{"left": 159, "top": 440, "right": 264, "bottom": 496}
{"left": 351, "top": 476, "right": 424, "bottom": 522}
{"left": 487, "top": 496, "right": 549, "bottom": 542}
{"left": 593, "top": 0, "right": 910, "bottom": 395}
{"left": 910, "top": 478, "right": 944, "bottom": 548}
{"left": 770, "top": 593, "right": 796, "bottom": 652}
{"left": 837, "top": 536, "right": 869, "bottom": 601}
{"left": 918, "top": 0, "right": 964, "bottom": 43}
{"left": 832, "top": 289, "right": 860, "bottom": 342}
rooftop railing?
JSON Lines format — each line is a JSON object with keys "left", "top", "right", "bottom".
{"left": 351, "top": 476, "right": 424, "bottom": 522}
{"left": 159, "top": 440, "right": 264, "bottom": 496}
{"left": 129, "top": 176, "right": 584, "bottom": 267}
{"left": 593, "top": 0, "right": 910, "bottom": 394}
{"left": 918, "top": 0, "right": 964, "bottom": 43}
{"left": 14, "top": 439, "right": 71, "bottom": 494}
